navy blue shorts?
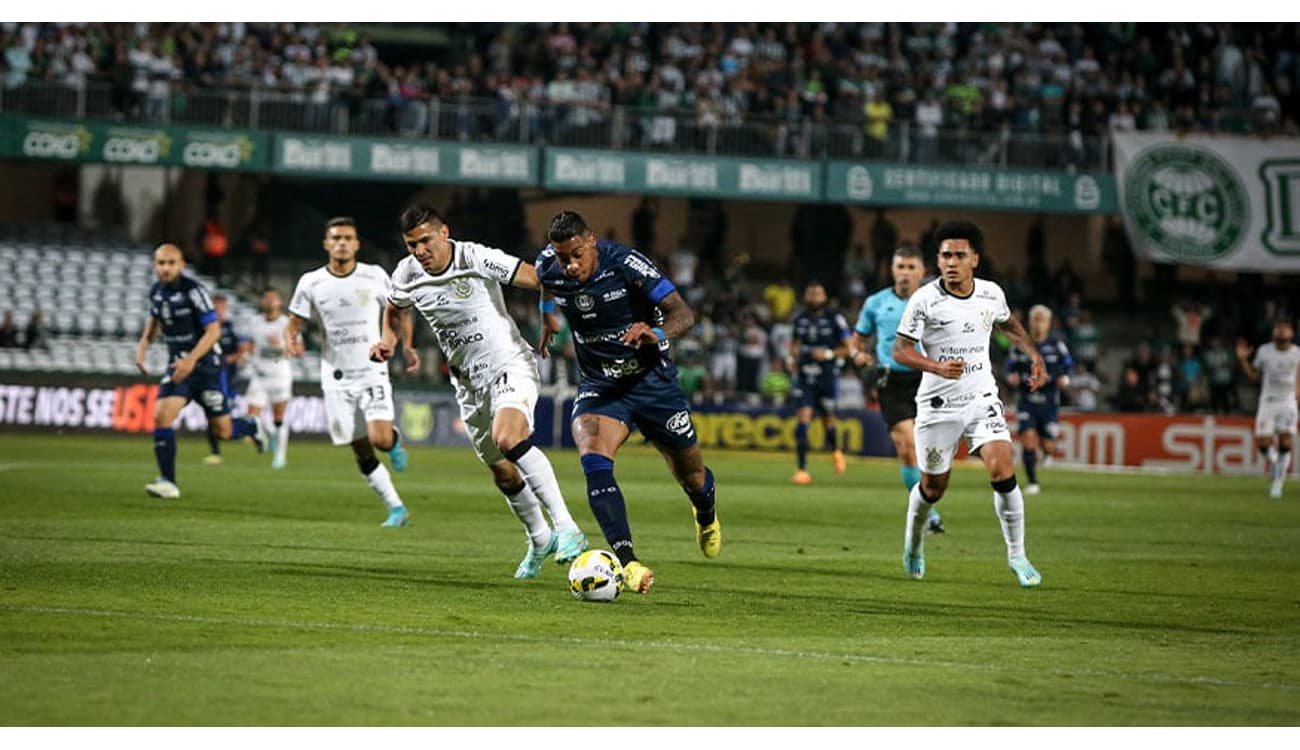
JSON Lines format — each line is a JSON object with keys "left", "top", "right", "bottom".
{"left": 573, "top": 368, "right": 697, "bottom": 450}
{"left": 159, "top": 365, "right": 234, "bottom": 417}
{"left": 1016, "top": 401, "right": 1060, "bottom": 440}
{"left": 793, "top": 371, "right": 838, "bottom": 416}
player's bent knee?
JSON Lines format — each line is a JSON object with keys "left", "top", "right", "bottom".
{"left": 501, "top": 437, "right": 534, "bottom": 462}
{"left": 991, "top": 475, "right": 1018, "bottom": 492}
{"left": 356, "top": 455, "right": 380, "bottom": 476}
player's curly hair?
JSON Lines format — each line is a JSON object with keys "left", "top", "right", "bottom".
{"left": 548, "top": 210, "right": 590, "bottom": 243}
{"left": 933, "top": 219, "right": 985, "bottom": 254}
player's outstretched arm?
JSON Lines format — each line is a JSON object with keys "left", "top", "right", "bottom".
{"left": 998, "top": 316, "right": 1047, "bottom": 390}
{"left": 135, "top": 317, "right": 160, "bottom": 375}
{"left": 1235, "top": 339, "right": 1260, "bottom": 382}
{"left": 510, "top": 262, "right": 541, "bottom": 291}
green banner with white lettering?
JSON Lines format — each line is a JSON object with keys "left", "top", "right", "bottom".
{"left": 0, "top": 117, "right": 269, "bottom": 170}
{"left": 271, "top": 134, "right": 536, "bottom": 185}
{"left": 825, "top": 161, "right": 1116, "bottom": 214}
{"left": 544, "top": 148, "right": 822, "bottom": 202}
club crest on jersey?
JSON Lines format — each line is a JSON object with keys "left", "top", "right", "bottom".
{"left": 980, "top": 309, "right": 995, "bottom": 331}
{"left": 925, "top": 445, "right": 944, "bottom": 470}
{"left": 453, "top": 279, "right": 474, "bottom": 299}
{"left": 575, "top": 292, "right": 596, "bottom": 312}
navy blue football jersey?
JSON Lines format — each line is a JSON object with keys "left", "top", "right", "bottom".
{"left": 1006, "top": 338, "right": 1072, "bottom": 406}
{"left": 148, "top": 275, "right": 222, "bottom": 370}
{"left": 536, "top": 239, "right": 677, "bottom": 387}
{"left": 792, "top": 306, "right": 850, "bottom": 376}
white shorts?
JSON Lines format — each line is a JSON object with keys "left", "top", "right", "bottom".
{"left": 454, "top": 360, "right": 539, "bottom": 466}
{"left": 1255, "top": 399, "right": 1298, "bottom": 437}
{"left": 323, "top": 380, "right": 395, "bottom": 446}
{"left": 913, "top": 391, "right": 1012, "bottom": 475}
{"left": 245, "top": 374, "right": 293, "bottom": 409}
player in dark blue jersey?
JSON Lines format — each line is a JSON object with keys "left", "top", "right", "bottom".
{"left": 1005, "top": 305, "right": 1072, "bottom": 495}
{"left": 203, "top": 292, "right": 250, "bottom": 465}
{"left": 134, "top": 244, "right": 265, "bottom": 498}
{"left": 787, "top": 280, "right": 851, "bottom": 484}
{"left": 537, "top": 210, "right": 720, "bottom": 595}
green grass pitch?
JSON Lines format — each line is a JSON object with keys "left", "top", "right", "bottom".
{"left": 0, "top": 432, "right": 1297, "bottom": 725}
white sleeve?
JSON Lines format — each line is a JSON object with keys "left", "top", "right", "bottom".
{"left": 897, "top": 289, "right": 927, "bottom": 341}
{"left": 994, "top": 284, "right": 1011, "bottom": 323}
{"left": 464, "top": 242, "right": 522, "bottom": 285}
{"left": 387, "top": 262, "right": 413, "bottom": 309}
{"left": 1252, "top": 347, "right": 1263, "bottom": 370}
{"left": 288, "top": 274, "right": 313, "bottom": 320}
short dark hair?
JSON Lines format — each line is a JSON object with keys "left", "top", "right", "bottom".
{"left": 893, "top": 244, "right": 923, "bottom": 260}
{"left": 933, "top": 219, "right": 984, "bottom": 254}
{"left": 324, "top": 216, "right": 356, "bottom": 234}
{"left": 548, "top": 210, "right": 591, "bottom": 244}
{"left": 804, "top": 278, "right": 825, "bottom": 292}
{"left": 398, "top": 205, "right": 444, "bottom": 234}
{"left": 262, "top": 287, "right": 280, "bottom": 296}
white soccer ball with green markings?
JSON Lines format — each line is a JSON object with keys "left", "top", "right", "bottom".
{"left": 567, "top": 549, "right": 624, "bottom": 602}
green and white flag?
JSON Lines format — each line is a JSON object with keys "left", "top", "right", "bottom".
{"left": 1114, "top": 132, "right": 1300, "bottom": 271}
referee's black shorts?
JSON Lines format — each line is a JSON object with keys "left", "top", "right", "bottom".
{"left": 878, "top": 369, "right": 923, "bottom": 428}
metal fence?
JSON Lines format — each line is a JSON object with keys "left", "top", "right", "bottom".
{"left": 0, "top": 80, "right": 1110, "bottom": 170}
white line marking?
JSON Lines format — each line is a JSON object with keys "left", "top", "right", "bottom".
{"left": 3, "top": 604, "right": 1297, "bottom": 694}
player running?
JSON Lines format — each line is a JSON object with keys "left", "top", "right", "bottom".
{"left": 245, "top": 288, "right": 294, "bottom": 470}
{"left": 369, "top": 205, "right": 590, "bottom": 578}
{"left": 849, "top": 244, "right": 943, "bottom": 533}
{"left": 892, "top": 220, "right": 1047, "bottom": 587}
{"left": 285, "top": 217, "right": 413, "bottom": 527}
{"left": 788, "top": 280, "right": 851, "bottom": 485}
{"left": 202, "top": 292, "right": 249, "bottom": 465}
{"left": 135, "top": 243, "right": 266, "bottom": 499}
{"left": 537, "top": 210, "right": 721, "bottom": 595}
{"left": 1005, "top": 305, "right": 1072, "bottom": 496}
{"left": 1237, "top": 318, "right": 1300, "bottom": 498}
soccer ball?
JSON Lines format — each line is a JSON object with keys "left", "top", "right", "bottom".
{"left": 567, "top": 549, "right": 624, "bottom": 602}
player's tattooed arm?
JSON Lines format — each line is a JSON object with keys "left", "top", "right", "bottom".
{"left": 621, "top": 290, "right": 695, "bottom": 347}
{"left": 997, "top": 316, "right": 1047, "bottom": 391}
{"left": 284, "top": 314, "right": 309, "bottom": 357}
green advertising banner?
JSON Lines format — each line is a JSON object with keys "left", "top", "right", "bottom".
{"left": 825, "top": 161, "right": 1117, "bottom": 213}
{"left": 272, "top": 134, "right": 537, "bottom": 186}
{"left": 544, "top": 148, "right": 823, "bottom": 201}
{"left": 0, "top": 117, "right": 269, "bottom": 170}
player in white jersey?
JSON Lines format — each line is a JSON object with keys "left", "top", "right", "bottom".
{"left": 245, "top": 288, "right": 294, "bottom": 470}
{"left": 369, "top": 205, "right": 590, "bottom": 579}
{"left": 285, "top": 217, "right": 413, "bottom": 527}
{"left": 1237, "top": 318, "right": 1300, "bottom": 498}
{"left": 892, "top": 220, "right": 1047, "bottom": 587}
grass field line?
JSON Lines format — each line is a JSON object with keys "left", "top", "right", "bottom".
{"left": 6, "top": 603, "right": 1298, "bottom": 694}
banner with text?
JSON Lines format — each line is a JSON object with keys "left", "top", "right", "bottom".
{"left": 272, "top": 134, "right": 537, "bottom": 185}
{"left": 826, "top": 161, "right": 1116, "bottom": 213}
{"left": 1113, "top": 133, "right": 1300, "bottom": 271}
{"left": 1, "top": 117, "right": 270, "bottom": 170}
{"left": 544, "top": 148, "right": 822, "bottom": 201}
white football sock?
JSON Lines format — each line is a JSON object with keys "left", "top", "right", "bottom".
{"left": 504, "top": 483, "right": 553, "bottom": 549}
{"left": 994, "top": 484, "right": 1027, "bottom": 560}
{"left": 274, "top": 422, "right": 290, "bottom": 464}
{"left": 1267, "top": 445, "right": 1279, "bottom": 468}
{"left": 1275, "top": 451, "right": 1293, "bottom": 483}
{"left": 514, "top": 445, "right": 579, "bottom": 532}
{"left": 364, "top": 463, "right": 404, "bottom": 510}
{"left": 905, "top": 484, "right": 932, "bottom": 554}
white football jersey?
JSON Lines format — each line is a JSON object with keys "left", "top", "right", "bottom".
{"left": 1253, "top": 342, "right": 1300, "bottom": 403}
{"left": 388, "top": 240, "right": 534, "bottom": 392}
{"left": 897, "top": 278, "right": 1011, "bottom": 406}
{"left": 289, "top": 262, "right": 391, "bottom": 389}
{"left": 246, "top": 312, "right": 293, "bottom": 382}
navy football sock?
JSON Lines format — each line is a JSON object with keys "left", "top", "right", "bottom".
{"left": 1023, "top": 446, "right": 1038, "bottom": 484}
{"left": 686, "top": 467, "right": 716, "bottom": 526}
{"left": 795, "top": 422, "right": 809, "bottom": 470}
{"left": 206, "top": 429, "right": 220, "bottom": 455}
{"left": 230, "top": 417, "right": 258, "bottom": 439}
{"left": 154, "top": 427, "right": 177, "bottom": 483}
{"left": 825, "top": 424, "right": 838, "bottom": 451}
{"left": 581, "top": 454, "right": 636, "bottom": 566}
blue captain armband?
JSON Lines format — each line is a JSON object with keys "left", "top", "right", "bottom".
{"left": 648, "top": 278, "right": 676, "bottom": 304}
{"left": 539, "top": 299, "right": 556, "bottom": 314}
{"left": 651, "top": 327, "right": 667, "bottom": 342}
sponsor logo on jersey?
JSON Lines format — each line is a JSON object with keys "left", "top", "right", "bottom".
{"left": 623, "top": 253, "right": 661, "bottom": 279}
{"left": 1123, "top": 144, "right": 1248, "bottom": 262}
{"left": 602, "top": 288, "right": 627, "bottom": 302}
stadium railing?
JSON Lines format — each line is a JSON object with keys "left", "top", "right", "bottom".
{"left": 0, "top": 80, "right": 1110, "bottom": 170}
